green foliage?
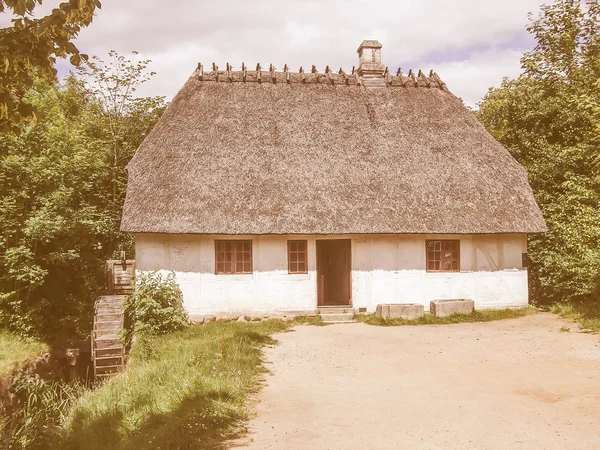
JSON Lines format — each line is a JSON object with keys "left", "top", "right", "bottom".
{"left": 61, "top": 320, "right": 290, "bottom": 450}
{"left": 0, "top": 330, "right": 47, "bottom": 378}
{"left": 1, "top": 374, "right": 84, "bottom": 449}
{"left": 477, "top": 0, "right": 600, "bottom": 307}
{"left": 76, "top": 51, "right": 163, "bottom": 234}
{"left": 0, "top": 54, "right": 165, "bottom": 340}
{"left": 124, "top": 272, "right": 189, "bottom": 340}
{"left": 355, "top": 307, "right": 538, "bottom": 326}
{"left": 0, "top": 0, "right": 102, "bottom": 131}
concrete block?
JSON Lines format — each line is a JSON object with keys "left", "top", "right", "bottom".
{"left": 430, "top": 299, "right": 474, "bottom": 318}
{"left": 376, "top": 304, "right": 424, "bottom": 320}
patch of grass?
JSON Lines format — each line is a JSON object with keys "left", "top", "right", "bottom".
{"left": 1, "top": 376, "right": 84, "bottom": 449}
{"left": 559, "top": 326, "right": 570, "bottom": 333}
{"left": 289, "top": 315, "right": 326, "bottom": 326}
{"left": 0, "top": 330, "right": 47, "bottom": 379}
{"left": 59, "top": 319, "right": 293, "bottom": 450}
{"left": 550, "top": 303, "right": 600, "bottom": 334}
{"left": 355, "top": 306, "right": 538, "bottom": 326}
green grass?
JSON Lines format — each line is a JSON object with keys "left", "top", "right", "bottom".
{"left": 550, "top": 303, "right": 600, "bottom": 333}
{"left": 355, "top": 306, "right": 538, "bottom": 326}
{"left": 289, "top": 315, "right": 326, "bottom": 326}
{"left": 0, "top": 330, "right": 47, "bottom": 379}
{"left": 59, "top": 319, "right": 296, "bottom": 450}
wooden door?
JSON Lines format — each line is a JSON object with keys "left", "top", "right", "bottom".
{"left": 317, "top": 240, "right": 351, "bottom": 306}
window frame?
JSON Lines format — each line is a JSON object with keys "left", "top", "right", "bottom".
{"left": 287, "top": 240, "right": 308, "bottom": 274}
{"left": 214, "top": 240, "right": 253, "bottom": 275}
{"left": 425, "top": 240, "right": 460, "bottom": 273}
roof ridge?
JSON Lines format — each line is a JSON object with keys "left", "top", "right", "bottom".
{"left": 193, "top": 63, "right": 447, "bottom": 89}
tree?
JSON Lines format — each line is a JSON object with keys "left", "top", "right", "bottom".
{"left": 478, "top": 0, "right": 600, "bottom": 306}
{"left": 0, "top": 53, "right": 165, "bottom": 340}
{"left": 76, "top": 51, "right": 164, "bottom": 256}
{"left": 0, "top": 0, "right": 101, "bottom": 132}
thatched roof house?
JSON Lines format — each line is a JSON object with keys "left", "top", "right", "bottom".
{"left": 122, "top": 40, "right": 545, "bottom": 320}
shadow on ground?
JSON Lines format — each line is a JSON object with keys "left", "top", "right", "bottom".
{"left": 63, "top": 389, "right": 245, "bottom": 450}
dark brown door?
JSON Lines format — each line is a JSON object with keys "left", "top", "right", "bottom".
{"left": 316, "top": 239, "right": 351, "bottom": 306}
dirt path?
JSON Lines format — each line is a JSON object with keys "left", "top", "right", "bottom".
{"left": 233, "top": 313, "right": 600, "bottom": 449}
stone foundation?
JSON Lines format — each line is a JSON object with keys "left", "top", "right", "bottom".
{"left": 189, "top": 313, "right": 305, "bottom": 325}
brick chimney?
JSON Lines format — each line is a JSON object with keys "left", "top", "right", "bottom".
{"left": 357, "top": 40, "right": 385, "bottom": 80}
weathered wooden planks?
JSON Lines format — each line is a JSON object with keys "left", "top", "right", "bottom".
{"left": 92, "top": 294, "right": 127, "bottom": 379}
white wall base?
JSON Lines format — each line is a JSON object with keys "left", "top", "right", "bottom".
{"left": 135, "top": 233, "right": 529, "bottom": 315}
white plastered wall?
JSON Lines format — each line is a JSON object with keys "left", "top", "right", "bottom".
{"left": 135, "top": 233, "right": 529, "bottom": 316}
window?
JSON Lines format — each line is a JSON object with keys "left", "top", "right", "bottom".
{"left": 426, "top": 240, "right": 460, "bottom": 272}
{"left": 288, "top": 240, "right": 308, "bottom": 274}
{"left": 215, "top": 240, "right": 252, "bottom": 274}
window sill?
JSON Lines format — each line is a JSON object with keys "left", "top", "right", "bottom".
{"left": 425, "top": 271, "right": 461, "bottom": 274}
{"left": 286, "top": 273, "right": 310, "bottom": 280}
{"left": 213, "top": 274, "right": 254, "bottom": 281}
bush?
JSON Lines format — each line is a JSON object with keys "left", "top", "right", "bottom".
{"left": 124, "top": 272, "right": 189, "bottom": 342}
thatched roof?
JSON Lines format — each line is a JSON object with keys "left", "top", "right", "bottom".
{"left": 121, "top": 46, "right": 546, "bottom": 235}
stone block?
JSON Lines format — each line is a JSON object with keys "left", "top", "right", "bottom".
{"left": 376, "top": 303, "right": 424, "bottom": 320}
{"left": 248, "top": 315, "right": 263, "bottom": 321}
{"left": 430, "top": 299, "right": 475, "bottom": 318}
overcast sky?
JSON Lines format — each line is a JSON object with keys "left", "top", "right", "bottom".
{"left": 10, "top": 0, "right": 549, "bottom": 108}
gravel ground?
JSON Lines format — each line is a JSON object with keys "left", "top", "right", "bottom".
{"left": 232, "top": 313, "right": 600, "bottom": 450}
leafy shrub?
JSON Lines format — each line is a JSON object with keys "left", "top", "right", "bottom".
{"left": 124, "top": 272, "right": 189, "bottom": 342}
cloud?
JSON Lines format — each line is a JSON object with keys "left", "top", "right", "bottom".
{"left": 11, "top": 0, "right": 547, "bottom": 106}
{"left": 427, "top": 48, "right": 526, "bottom": 108}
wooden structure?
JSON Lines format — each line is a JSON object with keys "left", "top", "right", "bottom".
{"left": 92, "top": 295, "right": 127, "bottom": 378}
{"left": 91, "top": 253, "right": 135, "bottom": 379}
{"left": 106, "top": 252, "right": 135, "bottom": 294}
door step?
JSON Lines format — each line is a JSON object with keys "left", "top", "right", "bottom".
{"left": 318, "top": 306, "right": 354, "bottom": 315}
{"left": 320, "top": 313, "right": 355, "bottom": 323}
